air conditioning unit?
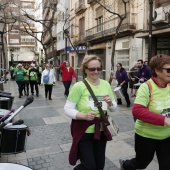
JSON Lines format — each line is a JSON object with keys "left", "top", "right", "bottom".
{"left": 152, "top": 7, "right": 168, "bottom": 24}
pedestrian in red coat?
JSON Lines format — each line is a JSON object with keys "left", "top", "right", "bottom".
{"left": 59, "top": 61, "right": 76, "bottom": 97}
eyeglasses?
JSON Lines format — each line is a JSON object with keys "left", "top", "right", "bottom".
{"left": 162, "top": 68, "right": 170, "bottom": 73}
{"left": 86, "top": 67, "right": 102, "bottom": 72}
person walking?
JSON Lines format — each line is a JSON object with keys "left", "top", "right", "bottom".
{"left": 119, "top": 54, "right": 170, "bottom": 170}
{"left": 60, "top": 61, "right": 76, "bottom": 97}
{"left": 134, "top": 59, "right": 152, "bottom": 83}
{"left": 29, "top": 63, "right": 39, "bottom": 96}
{"left": 9, "top": 64, "right": 15, "bottom": 80}
{"left": 129, "top": 64, "right": 138, "bottom": 97}
{"left": 23, "top": 64, "right": 30, "bottom": 96}
{"left": 41, "top": 64, "right": 56, "bottom": 100}
{"left": 64, "top": 55, "right": 117, "bottom": 170}
{"left": 13, "top": 63, "right": 25, "bottom": 98}
{"left": 115, "top": 63, "right": 131, "bottom": 107}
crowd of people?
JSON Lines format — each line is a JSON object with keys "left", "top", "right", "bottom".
{"left": 11, "top": 62, "right": 57, "bottom": 99}
{"left": 9, "top": 54, "right": 170, "bottom": 170}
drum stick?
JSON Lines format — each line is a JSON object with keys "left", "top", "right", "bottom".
{"left": 133, "top": 75, "right": 140, "bottom": 79}
{"left": 0, "top": 109, "right": 15, "bottom": 123}
{"left": 0, "top": 96, "right": 34, "bottom": 130}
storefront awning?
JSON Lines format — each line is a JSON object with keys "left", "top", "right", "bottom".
{"left": 135, "top": 27, "right": 170, "bottom": 38}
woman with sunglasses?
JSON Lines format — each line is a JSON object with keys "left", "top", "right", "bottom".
{"left": 115, "top": 63, "right": 131, "bottom": 107}
{"left": 64, "top": 55, "right": 117, "bottom": 170}
{"left": 119, "top": 54, "right": 170, "bottom": 170}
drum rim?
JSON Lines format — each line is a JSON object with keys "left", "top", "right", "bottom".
{"left": 0, "top": 162, "right": 33, "bottom": 169}
{"left": 114, "top": 86, "right": 121, "bottom": 91}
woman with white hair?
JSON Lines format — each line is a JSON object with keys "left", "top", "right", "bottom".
{"left": 13, "top": 63, "right": 25, "bottom": 98}
{"left": 41, "top": 63, "right": 56, "bottom": 100}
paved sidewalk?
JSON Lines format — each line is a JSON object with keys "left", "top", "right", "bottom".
{"left": 0, "top": 80, "right": 158, "bottom": 170}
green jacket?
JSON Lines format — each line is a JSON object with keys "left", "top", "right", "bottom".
{"left": 14, "top": 68, "right": 25, "bottom": 81}
{"left": 23, "top": 68, "right": 29, "bottom": 81}
{"left": 29, "top": 68, "right": 38, "bottom": 81}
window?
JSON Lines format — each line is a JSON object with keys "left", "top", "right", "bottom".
{"left": 21, "top": 37, "right": 35, "bottom": 42}
{"left": 96, "top": 17, "right": 103, "bottom": 32}
{"left": 22, "top": 3, "right": 32, "bottom": 8}
{"left": 10, "top": 30, "right": 19, "bottom": 34}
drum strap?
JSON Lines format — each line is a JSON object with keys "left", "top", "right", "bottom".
{"left": 146, "top": 81, "right": 152, "bottom": 108}
{"left": 146, "top": 81, "right": 170, "bottom": 108}
{"left": 83, "top": 80, "right": 110, "bottom": 126}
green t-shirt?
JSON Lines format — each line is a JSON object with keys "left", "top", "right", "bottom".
{"left": 23, "top": 68, "right": 29, "bottom": 81}
{"left": 14, "top": 68, "right": 24, "bottom": 81}
{"left": 135, "top": 79, "right": 170, "bottom": 140}
{"left": 29, "top": 69, "right": 38, "bottom": 81}
{"left": 67, "top": 78, "right": 115, "bottom": 133}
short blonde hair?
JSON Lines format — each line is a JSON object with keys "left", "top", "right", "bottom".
{"left": 80, "top": 55, "right": 103, "bottom": 76}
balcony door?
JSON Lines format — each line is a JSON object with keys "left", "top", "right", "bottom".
{"left": 79, "top": 17, "right": 85, "bottom": 41}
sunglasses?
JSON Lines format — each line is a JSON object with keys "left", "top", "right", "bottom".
{"left": 162, "top": 68, "right": 170, "bottom": 73}
{"left": 86, "top": 67, "right": 102, "bottom": 72}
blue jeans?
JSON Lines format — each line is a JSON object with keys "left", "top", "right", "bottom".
{"left": 63, "top": 81, "right": 71, "bottom": 97}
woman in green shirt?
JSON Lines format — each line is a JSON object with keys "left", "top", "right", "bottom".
{"left": 13, "top": 63, "right": 25, "bottom": 98}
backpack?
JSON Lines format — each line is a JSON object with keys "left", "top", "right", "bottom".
{"left": 43, "top": 70, "right": 50, "bottom": 83}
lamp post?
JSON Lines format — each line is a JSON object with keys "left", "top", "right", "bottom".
{"left": 41, "top": 49, "right": 43, "bottom": 64}
{"left": 148, "top": 0, "right": 153, "bottom": 64}
{"left": 64, "top": 29, "right": 69, "bottom": 61}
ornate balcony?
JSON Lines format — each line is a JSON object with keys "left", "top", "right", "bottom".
{"left": 73, "top": 32, "right": 86, "bottom": 45}
{"left": 75, "top": 0, "right": 86, "bottom": 15}
{"left": 86, "top": 13, "right": 137, "bottom": 41}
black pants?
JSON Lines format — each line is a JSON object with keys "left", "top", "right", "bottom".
{"left": 74, "top": 133, "right": 107, "bottom": 170}
{"left": 44, "top": 84, "right": 53, "bottom": 99}
{"left": 23, "top": 80, "right": 29, "bottom": 95}
{"left": 117, "top": 83, "right": 130, "bottom": 105}
{"left": 63, "top": 81, "right": 71, "bottom": 97}
{"left": 123, "top": 133, "right": 170, "bottom": 170}
{"left": 16, "top": 81, "right": 24, "bottom": 96}
{"left": 30, "top": 81, "right": 39, "bottom": 95}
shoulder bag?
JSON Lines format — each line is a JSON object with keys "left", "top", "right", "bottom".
{"left": 83, "top": 79, "right": 119, "bottom": 136}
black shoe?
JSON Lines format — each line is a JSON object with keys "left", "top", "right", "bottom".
{"left": 49, "top": 98, "right": 52, "bottom": 100}
{"left": 36, "top": 94, "right": 39, "bottom": 97}
{"left": 117, "top": 102, "right": 122, "bottom": 105}
{"left": 127, "top": 104, "right": 131, "bottom": 107}
{"left": 18, "top": 95, "right": 21, "bottom": 98}
{"left": 27, "top": 93, "right": 29, "bottom": 96}
{"left": 119, "top": 159, "right": 126, "bottom": 170}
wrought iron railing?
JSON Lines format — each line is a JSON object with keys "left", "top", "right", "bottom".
{"left": 86, "top": 13, "right": 137, "bottom": 40}
{"left": 75, "top": 0, "right": 86, "bottom": 14}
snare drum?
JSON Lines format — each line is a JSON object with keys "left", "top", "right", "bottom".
{"left": 0, "top": 163, "right": 33, "bottom": 170}
{"left": 0, "top": 109, "right": 12, "bottom": 122}
{"left": 133, "top": 82, "right": 142, "bottom": 89}
{"left": 0, "top": 125, "right": 27, "bottom": 154}
{"left": 113, "top": 87, "right": 124, "bottom": 98}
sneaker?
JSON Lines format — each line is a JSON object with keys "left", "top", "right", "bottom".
{"left": 119, "top": 159, "right": 126, "bottom": 170}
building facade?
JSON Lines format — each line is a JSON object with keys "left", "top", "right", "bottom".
{"left": 42, "top": 0, "right": 58, "bottom": 65}
{"left": 8, "top": 0, "right": 37, "bottom": 65}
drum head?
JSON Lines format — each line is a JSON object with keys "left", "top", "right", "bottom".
{"left": 113, "top": 87, "right": 121, "bottom": 91}
{"left": 4, "top": 124, "right": 27, "bottom": 129}
{"left": 0, "top": 163, "right": 32, "bottom": 170}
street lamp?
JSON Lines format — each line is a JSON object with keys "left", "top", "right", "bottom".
{"left": 41, "top": 49, "right": 43, "bottom": 64}
{"left": 64, "top": 29, "right": 69, "bottom": 60}
{"left": 148, "top": 0, "right": 153, "bottom": 64}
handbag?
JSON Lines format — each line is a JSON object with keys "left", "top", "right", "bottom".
{"left": 43, "top": 70, "right": 50, "bottom": 83}
{"left": 83, "top": 80, "right": 119, "bottom": 136}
